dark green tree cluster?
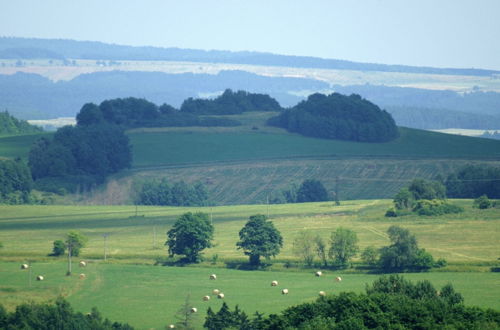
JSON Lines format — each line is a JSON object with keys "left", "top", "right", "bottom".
{"left": 378, "top": 226, "right": 436, "bottom": 271}
{"left": 236, "top": 215, "right": 283, "bottom": 265}
{"left": 76, "top": 97, "right": 241, "bottom": 129}
{"left": 271, "top": 179, "right": 329, "bottom": 204}
{"left": 166, "top": 212, "right": 214, "bottom": 263}
{"left": 203, "top": 275, "right": 499, "bottom": 329}
{"left": 267, "top": 92, "right": 399, "bottom": 142}
{"left": 0, "top": 111, "right": 43, "bottom": 135}
{"left": 0, "top": 158, "right": 33, "bottom": 204}
{"left": 0, "top": 298, "right": 133, "bottom": 329}
{"left": 181, "top": 89, "right": 282, "bottom": 115}
{"left": 386, "top": 178, "right": 462, "bottom": 217}
{"left": 29, "top": 123, "right": 132, "bottom": 190}
{"left": 137, "top": 179, "right": 208, "bottom": 206}
{"left": 446, "top": 164, "right": 500, "bottom": 198}
{"left": 473, "top": 195, "right": 497, "bottom": 209}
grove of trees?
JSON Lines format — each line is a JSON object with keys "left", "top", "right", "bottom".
{"left": 0, "top": 111, "right": 42, "bottom": 135}
{"left": 446, "top": 164, "right": 500, "bottom": 198}
{"left": 137, "top": 179, "right": 208, "bottom": 206}
{"left": 387, "top": 178, "right": 463, "bottom": 217}
{"left": 267, "top": 92, "right": 399, "bottom": 142}
{"left": 0, "top": 158, "right": 33, "bottom": 204}
{"left": 271, "top": 179, "right": 330, "bottom": 204}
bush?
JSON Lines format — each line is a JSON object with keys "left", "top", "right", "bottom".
{"left": 385, "top": 208, "right": 398, "bottom": 217}
{"left": 52, "top": 240, "right": 66, "bottom": 256}
{"left": 473, "top": 195, "right": 492, "bottom": 209}
{"left": 413, "top": 199, "right": 464, "bottom": 216}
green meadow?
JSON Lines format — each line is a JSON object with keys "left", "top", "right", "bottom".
{"left": 1, "top": 261, "right": 499, "bottom": 329}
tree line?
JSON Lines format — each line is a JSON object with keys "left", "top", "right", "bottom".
{"left": 0, "top": 158, "right": 33, "bottom": 204}
{"left": 137, "top": 179, "right": 209, "bottom": 207}
{"left": 267, "top": 93, "right": 399, "bottom": 142}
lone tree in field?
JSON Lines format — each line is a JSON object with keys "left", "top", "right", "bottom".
{"left": 236, "top": 215, "right": 283, "bottom": 265}
{"left": 328, "top": 227, "right": 359, "bottom": 267}
{"left": 166, "top": 212, "right": 214, "bottom": 263}
{"left": 66, "top": 231, "right": 87, "bottom": 257}
{"left": 296, "top": 179, "right": 329, "bottom": 203}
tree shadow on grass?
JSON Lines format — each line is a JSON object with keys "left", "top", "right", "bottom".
{"left": 225, "top": 260, "right": 272, "bottom": 271}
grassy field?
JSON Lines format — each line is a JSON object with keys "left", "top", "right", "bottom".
{"left": 1, "top": 200, "right": 498, "bottom": 263}
{"left": 0, "top": 132, "right": 49, "bottom": 160}
{"left": 1, "top": 201, "right": 499, "bottom": 328}
{"left": 1, "top": 261, "right": 499, "bottom": 329}
{"left": 128, "top": 127, "right": 500, "bottom": 169}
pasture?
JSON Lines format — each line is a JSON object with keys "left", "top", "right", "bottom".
{"left": 0, "top": 262, "right": 499, "bottom": 329}
{"left": 1, "top": 201, "right": 499, "bottom": 328}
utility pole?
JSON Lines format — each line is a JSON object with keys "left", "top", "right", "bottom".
{"left": 67, "top": 244, "right": 72, "bottom": 276}
{"left": 153, "top": 225, "right": 157, "bottom": 249}
{"left": 335, "top": 176, "right": 340, "bottom": 206}
{"left": 103, "top": 233, "right": 109, "bottom": 261}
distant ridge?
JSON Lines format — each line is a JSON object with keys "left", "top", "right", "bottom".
{"left": 1, "top": 36, "right": 499, "bottom": 77}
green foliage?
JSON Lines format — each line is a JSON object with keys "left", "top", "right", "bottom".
{"left": 413, "top": 199, "right": 464, "bottom": 216}
{"left": 0, "top": 158, "right": 33, "bottom": 204}
{"left": 66, "top": 231, "right": 88, "bottom": 257}
{"left": 204, "top": 302, "right": 251, "bottom": 330}
{"left": 205, "top": 276, "right": 499, "bottom": 330}
{"left": 236, "top": 214, "right": 283, "bottom": 265}
{"left": 379, "top": 226, "right": 435, "bottom": 271}
{"left": 292, "top": 230, "right": 316, "bottom": 266}
{"left": 296, "top": 179, "right": 329, "bottom": 203}
{"left": 166, "top": 212, "right": 214, "bottom": 263}
{"left": 52, "top": 239, "right": 66, "bottom": 256}
{"left": 0, "top": 297, "right": 133, "bottom": 329}
{"left": 137, "top": 178, "right": 208, "bottom": 206}
{"left": 29, "top": 123, "right": 132, "bottom": 182}
{"left": 328, "top": 227, "right": 359, "bottom": 267}
{"left": 181, "top": 89, "right": 282, "bottom": 115}
{"left": 473, "top": 194, "right": 493, "bottom": 209}
{"left": 408, "top": 178, "right": 446, "bottom": 200}
{"left": 268, "top": 92, "right": 399, "bottom": 142}
{"left": 314, "top": 235, "right": 328, "bottom": 267}
{"left": 446, "top": 164, "right": 500, "bottom": 198}
{"left": 393, "top": 187, "right": 414, "bottom": 210}
{"left": 0, "top": 111, "right": 42, "bottom": 136}
{"left": 174, "top": 295, "right": 197, "bottom": 330}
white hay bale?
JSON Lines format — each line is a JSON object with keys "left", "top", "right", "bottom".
{"left": 168, "top": 325, "right": 175, "bottom": 329}
{"left": 212, "top": 289, "right": 220, "bottom": 295}
{"left": 271, "top": 280, "right": 278, "bottom": 286}
{"left": 203, "top": 295, "right": 210, "bottom": 301}
{"left": 315, "top": 271, "right": 322, "bottom": 277}
{"left": 209, "top": 274, "right": 217, "bottom": 280}
{"left": 79, "top": 261, "right": 86, "bottom": 267}
{"left": 36, "top": 275, "right": 44, "bottom": 281}
{"left": 335, "top": 276, "right": 342, "bottom": 282}
{"left": 190, "top": 307, "right": 197, "bottom": 313}
{"left": 319, "top": 291, "right": 326, "bottom": 296}
{"left": 217, "top": 293, "right": 225, "bottom": 299}
{"left": 21, "top": 264, "right": 29, "bottom": 269}
{"left": 79, "top": 273, "right": 86, "bottom": 279}
{"left": 281, "top": 289, "right": 289, "bottom": 295}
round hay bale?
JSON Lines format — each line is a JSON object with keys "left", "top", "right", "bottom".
{"left": 36, "top": 275, "right": 44, "bottom": 281}
{"left": 168, "top": 325, "right": 175, "bottom": 329}
{"left": 190, "top": 307, "right": 197, "bottom": 313}
{"left": 217, "top": 293, "right": 225, "bottom": 299}
{"left": 79, "top": 273, "right": 86, "bottom": 279}
{"left": 21, "top": 264, "right": 29, "bottom": 269}
{"left": 335, "top": 276, "right": 342, "bottom": 282}
{"left": 271, "top": 280, "right": 278, "bottom": 286}
{"left": 79, "top": 261, "right": 86, "bottom": 267}
{"left": 319, "top": 291, "right": 326, "bottom": 296}
{"left": 203, "top": 295, "right": 210, "bottom": 301}
{"left": 212, "top": 289, "right": 220, "bottom": 295}
{"left": 315, "top": 271, "right": 322, "bottom": 277}
{"left": 281, "top": 289, "right": 289, "bottom": 295}
{"left": 209, "top": 274, "right": 217, "bottom": 280}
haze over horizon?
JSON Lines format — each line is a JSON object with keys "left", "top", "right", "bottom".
{"left": 1, "top": 0, "right": 500, "bottom": 71}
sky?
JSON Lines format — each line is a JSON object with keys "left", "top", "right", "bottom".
{"left": 1, "top": 0, "right": 500, "bottom": 70}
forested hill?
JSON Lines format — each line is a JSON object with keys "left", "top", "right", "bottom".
{"left": 268, "top": 93, "right": 399, "bottom": 142}
{"left": 0, "top": 111, "right": 42, "bottom": 135}
{"left": 1, "top": 37, "right": 498, "bottom": 76}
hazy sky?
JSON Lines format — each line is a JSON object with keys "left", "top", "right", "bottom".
{"left": 1, "top": 0, "right": 499, "bottom": 70}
